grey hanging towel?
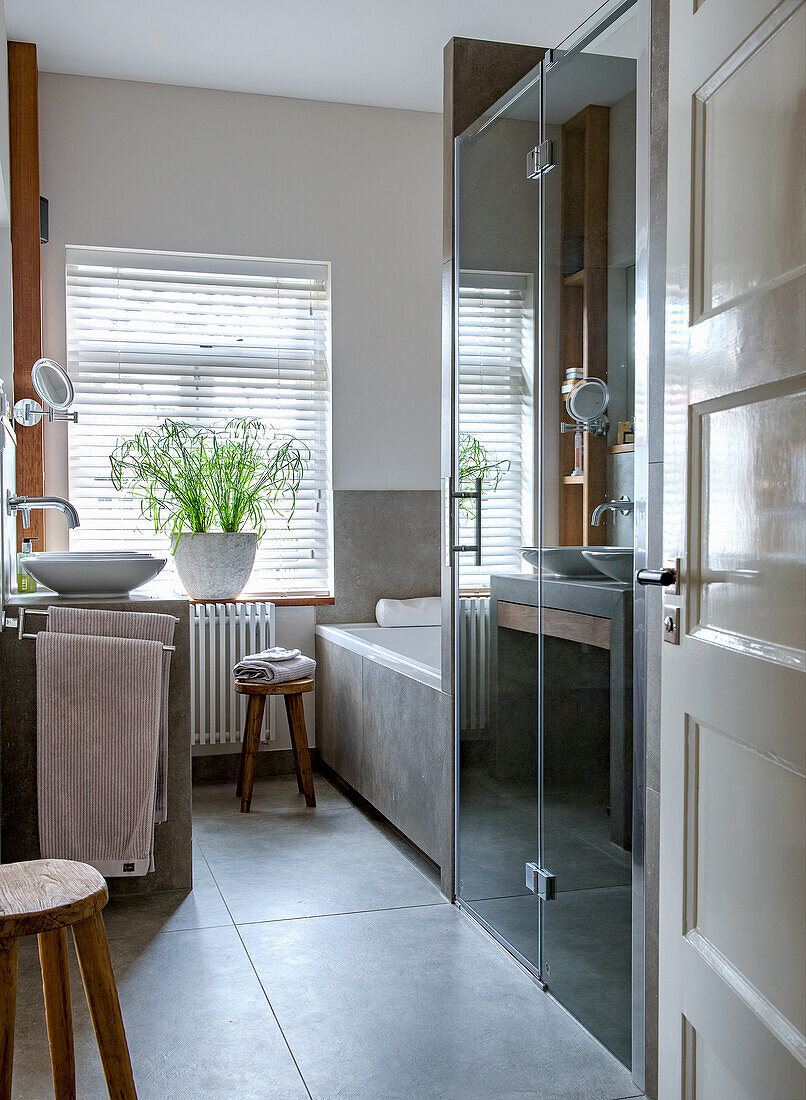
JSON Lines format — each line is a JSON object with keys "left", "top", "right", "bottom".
{"left": 37, "top": 631, "right": 165, "bottom": 877}
{"left": 47, "top": 606, "right": 176, "bottom": 824}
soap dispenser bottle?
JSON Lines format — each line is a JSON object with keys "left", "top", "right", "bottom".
{"left": 16, "top": 536, "right": 38, "bottom": 593}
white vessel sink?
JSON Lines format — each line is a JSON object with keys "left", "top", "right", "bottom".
{"left": 520, "top": 547, "right": 604, "bottom": 578}
{"left": 22, "top": 552, "right": 166, "bottom": 597}
{"left": 581, "top": 548, "right": 634, "bottom": 584}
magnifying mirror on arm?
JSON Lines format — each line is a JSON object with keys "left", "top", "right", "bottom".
{"left": 565, "top": 376, "right": 609, "bottom": 426}
{"left": 13, "top": 358, "right": 78, "bottom": 428}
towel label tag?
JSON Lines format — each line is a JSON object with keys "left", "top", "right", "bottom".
{"left": 123, "top": 862, "right": 135, "bottom": 873}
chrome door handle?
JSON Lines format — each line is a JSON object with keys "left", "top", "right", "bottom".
{"left": 636, "top": 558, "right": 679, "bottom": 593}
{"left": 442, "top": 476, "right": 482, "bottom": 567}
{"left": 636, "top": 568, "right": 675, "bottom": 586}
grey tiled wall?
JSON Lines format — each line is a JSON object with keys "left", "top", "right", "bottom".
{"left": 316, "top": 490, "right": 441, "bottom": 626}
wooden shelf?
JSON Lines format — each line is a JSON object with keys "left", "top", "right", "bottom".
{"left": 558, "top": 103, "right": 610, "bottom": 547}
{"left": 563, "top": 268, "right": 586, "bottom": 286}
{"left": 609, "top": 443, "right": 635, "bottom": 454}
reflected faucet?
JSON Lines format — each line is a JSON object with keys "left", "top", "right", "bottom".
{"left": 6, "top": 492, "right": 80, "bottom": 530}
{"left": 591, "top": 496, "right": 634, "bottom": 526}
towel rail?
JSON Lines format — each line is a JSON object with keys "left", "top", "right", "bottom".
{"left": 13, "top": 607, "right": 179, "bottom": 650}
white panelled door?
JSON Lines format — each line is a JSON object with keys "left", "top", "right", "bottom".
{"left": 660, "top": 0, "right": 806, "bottom": 1097}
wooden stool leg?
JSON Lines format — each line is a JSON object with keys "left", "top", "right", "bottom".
{"left": 240, "top": 694, "right": 266, "bottom": 813}
{"left": 72, "top": 912, "right": 136, "bottom": 1100}
{"left": 236, "top": 730, "right": 247, "bottom": 798}
{"left": 289, "top": 737, "right": 304, "bottom": 794}
{"left": 284, "top": 693, "right": 316, "bottom": 807}
{"left": 0, "top": 938, "right": 18, "bottom": 1100}
{"left": 38, "top": 928, "right": 76, "bottom": 1100}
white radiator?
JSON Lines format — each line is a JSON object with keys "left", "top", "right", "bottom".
{"left": 190, "top": 602, "right": 276, "bottom": 748}
{"left": 459, "top": 596, "right": 490, "bottom": 733}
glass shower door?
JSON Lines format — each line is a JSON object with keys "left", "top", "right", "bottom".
{"left": 453, "top": 66, "right": 543, "bottom": 977}
{"left": 538, "top": 0, "right": 638, "bottom": 1066}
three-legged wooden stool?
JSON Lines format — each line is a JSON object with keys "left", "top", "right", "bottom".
{"left": 235, "top": 677, "right": 316, "bottom": 812}
{"left": 0, "top": 858, "right": 136, "bottom": 1100}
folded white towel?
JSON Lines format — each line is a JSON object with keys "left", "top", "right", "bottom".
{"left": 233, "top": 646, "right": 316, "bottom": 685}
{"left": 375, "top": 596, "right": 441, "bottom": 628}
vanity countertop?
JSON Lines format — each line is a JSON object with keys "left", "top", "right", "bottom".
{"left": 490, "top": 572, "right": 630, "bottom": 615}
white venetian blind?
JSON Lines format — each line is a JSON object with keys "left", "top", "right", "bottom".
{"left": 66, "top": 246, "right": 333, "bottom": 596}
{"left": 457, "top": 272, "right": 534, "bottom": 589}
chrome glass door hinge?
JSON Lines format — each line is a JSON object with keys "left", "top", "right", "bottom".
{"left": 526, "top": 139, "right": 554, "bottom": 180}
{"left": 525, "top": 862, "right": 556, "bottom": 901}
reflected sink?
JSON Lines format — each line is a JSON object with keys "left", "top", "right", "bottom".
{"left": 581, "top": 548, "right": 634, "bottom": 584}
{"left": 22, "top": 552, "right": 167, "bottom": 597}
{"left": 520, "top": 547, "right": 604, "bottom": 579}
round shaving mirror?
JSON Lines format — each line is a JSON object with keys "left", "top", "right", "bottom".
{"left": 31, "top": 358, "right": 74, "bottom": 411}
{"left": 566, "top": 377, "right": 609, "bottom": 424}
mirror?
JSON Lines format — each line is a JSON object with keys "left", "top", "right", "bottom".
{"left": 566, "top": 376, "right": 609, "bottom": 423}
{"left": 13, "top": 358, "right": 77, "bottom": 428}
{"left": 32, "top": 358, "right": 74, "bottom": 410}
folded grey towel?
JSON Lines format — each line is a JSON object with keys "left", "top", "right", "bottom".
{"left": 234, "top": 646, "right": 316, "bottom": 684}
{"left": 47, "top": 606, "right": 176, "bottom": 825}
{"left": 37, "top": 631, "right": 164, "bottom": 877}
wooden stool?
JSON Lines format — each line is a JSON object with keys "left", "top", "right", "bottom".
{"left": 235, "top": 678, "right": 316, "bottom": 812}
{"left": 0, "top": 858, "right": 136, "bottom": 1100}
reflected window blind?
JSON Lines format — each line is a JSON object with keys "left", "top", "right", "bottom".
{"left": 66, "top": 247, "right": 333, "bottom": 596}
{"left": 457, "top": 273, "right": 533, "bottom": 589}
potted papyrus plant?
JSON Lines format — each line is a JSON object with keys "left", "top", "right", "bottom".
{"left": 110, "top": 418, "right": 307, "bottom": 599}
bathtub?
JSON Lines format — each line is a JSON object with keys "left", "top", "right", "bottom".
{"left": 314, "top": 623, "right": 441, "bottom": 691}
{"left": 314, "top": 622, "right": 451, "bottom": 891}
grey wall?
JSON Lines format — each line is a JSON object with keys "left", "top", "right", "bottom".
{"left": 316, "top": 490, "right": 441, "bottom": 626}
{"left": 0, "top": 597, "right": 192, "bottom": 895}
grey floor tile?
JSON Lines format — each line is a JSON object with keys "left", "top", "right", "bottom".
{"left": 473, "top": 886, "right": 633, "bottom": 1067}
{"left": 12, "top": 925, "right": 308, "bottom": 1100}
{"left": 240, "top": 904, "right": 636, "bottom": 1100}
{"left": 102, "top": 846, "right": 233, "bottom": 939}
{"left": 194, "top": 777, "right": 446, "bottom": 924}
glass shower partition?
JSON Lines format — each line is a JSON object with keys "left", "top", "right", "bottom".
{"left": 453, "top": 67, "right": 543, "bottom": 978}
{"left": 454, "top": 0, "right": 640, "bottom": 1073}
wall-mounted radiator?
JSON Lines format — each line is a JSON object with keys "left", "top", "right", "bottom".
{"left": 190, "top": 602, "right": 276, "bottom": 748}
{"left": 459, "top": 596, "right": 490, "bottom": 734}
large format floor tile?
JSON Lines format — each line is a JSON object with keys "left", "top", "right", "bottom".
{"left": 194, "top": 777, "right": 446, "bottom": 923}
{"left": 240, "top": 903, "right": 639, "bottom": 1100}
{"left": 12, "top": 925, "right": 308, "bottom": 1100}
{"left": 101, "top": 844, "right": 232, "bottom": 940}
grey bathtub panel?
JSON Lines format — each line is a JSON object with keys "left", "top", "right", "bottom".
{"left": 314, "top": 637, "right": 363, "bottom": 790}
{"left": 360, "top": 658, "right": 452, "bottom": 875}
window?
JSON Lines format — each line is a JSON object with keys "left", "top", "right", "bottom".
{"left": 66, "top": 247, "right": 332, "bottom": 597}
{"left": 457, "top": 272, "right": 534, "bottom": 590}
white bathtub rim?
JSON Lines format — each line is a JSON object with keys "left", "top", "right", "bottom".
{"left": 315, "top": 623, "right": 442, "bottom": 692}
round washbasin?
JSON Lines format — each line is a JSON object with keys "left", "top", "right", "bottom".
{"left": 22, "top": 552, "right": 167, "bottom": 597}
{"left": 520, "top": 547, "right": 605, "bottom": 579}
{"left": 580, "top": 548, "right": 634, "bottom": 584}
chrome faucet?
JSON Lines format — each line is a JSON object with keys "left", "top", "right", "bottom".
{"left": 591, "top": 496, "right": 634, "bottom": 526}
{"left": 6, "top": 491, "right": 80, "bottom": 529}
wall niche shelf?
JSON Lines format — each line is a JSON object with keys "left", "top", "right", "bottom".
{"left": 609, "top": 443, "right": 635, "bottom": 455}
{"left": 559, "top": 103, "right": 610, "bottom": 547}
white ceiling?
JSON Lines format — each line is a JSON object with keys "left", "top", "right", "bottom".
{"left": 5, "top": 0, "right": 600, "bottom": 113}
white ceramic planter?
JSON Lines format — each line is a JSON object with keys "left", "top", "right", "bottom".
{"left": 173, "top": 532, "right": 258, "bottom": 600}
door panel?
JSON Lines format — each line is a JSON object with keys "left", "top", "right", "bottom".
{"left": 660, "top": 0, "right": 806, "bottom": 1094}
